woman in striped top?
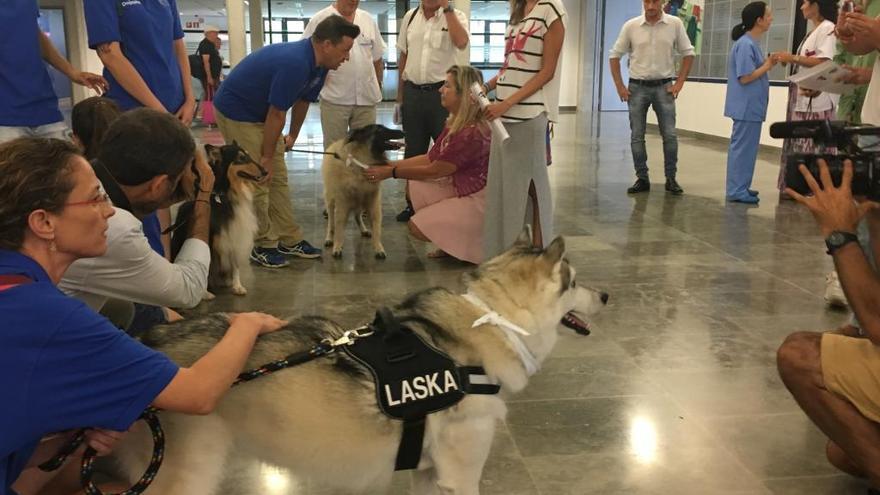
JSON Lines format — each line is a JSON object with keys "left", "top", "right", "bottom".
{"left": 482, "top": 0, "right": 566, "bottom": 257}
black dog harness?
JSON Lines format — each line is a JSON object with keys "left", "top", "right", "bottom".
{"left": 341, "top": 308, "right": 501, "bottom": 470}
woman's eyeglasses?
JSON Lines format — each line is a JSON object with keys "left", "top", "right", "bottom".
{"left": 65, "top": 192, "right": 112, "bottom": 207}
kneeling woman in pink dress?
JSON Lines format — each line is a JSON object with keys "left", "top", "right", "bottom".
{"left": 364, "top": 65, "right": 490, "bottom": 264}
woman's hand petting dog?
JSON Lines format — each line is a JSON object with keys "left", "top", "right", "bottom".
{"left": 363, "top": 165, "right": 393, "bottom": 183}
{"left": 228, "top": 312, "right": 287, "bottom": 336}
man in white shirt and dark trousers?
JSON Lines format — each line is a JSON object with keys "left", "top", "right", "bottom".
{"left": 609, "top": 0, "right": 695, "bottom": 196}
{"left": 60, "top": 109, "right": 213, "bottom": 334}
{"left": 395, "top": 0, "right": 468, "bottom": 221}
{"left": 304, "top": 0, "right": 386, "bottom": 150}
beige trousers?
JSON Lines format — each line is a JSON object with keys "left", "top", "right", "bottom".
{"left": 319, "top": 100, "right": 377, "bottom": 150}
{"left": 215, "top": 109, "right": 303, "bottom": 248}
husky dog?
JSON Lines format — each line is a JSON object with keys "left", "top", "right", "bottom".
{"left": 114, "top": 228, "right": 608, "bottom": 494}
{"left": 171, "top": 143, "right": 267, "bottom": 298}
{"left": 322, "top": 124, "right": 405, "bottom": 259}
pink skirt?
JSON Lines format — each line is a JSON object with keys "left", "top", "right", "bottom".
{"left": 410, "top": 178, "right": 486, "bottom": 264}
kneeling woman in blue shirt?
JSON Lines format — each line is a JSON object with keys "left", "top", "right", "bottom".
{"left": 0, "top": 138, "right": 285, "bottom": 495}
{"left": 724, "top": 2, "right": 778, "bottom": 204}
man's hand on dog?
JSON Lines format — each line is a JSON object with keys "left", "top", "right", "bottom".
{"left": 178, "top": 151, "right": 215, "bottom": 201}
{"left": 363, "top": 165, "right": 392, "bottom": 183}
{"left": 786, "top": 159, "right": 880, "bottom": 237}
{"left": 228, "top": 312, "right": 287, "bottom": 336}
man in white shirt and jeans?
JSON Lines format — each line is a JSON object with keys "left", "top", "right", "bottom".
{"left": 395, "top": 0, "right": 468, "bottom": 221}
{"left": 304, "top": 0, "right": 386, "bottom": 150}
{"left": 60, "top": 109, "right": 212, "bottom": 334}
{"left": 609, "top": 0, "right": 695, "bottom": 196}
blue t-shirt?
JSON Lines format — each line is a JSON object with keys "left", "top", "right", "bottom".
{"left": 0, "top": 1, "right": 63, "bottom": 127}
{"left": 214, "top": 39, "right": 327, "bottom": 123}
{"left": 142, "top": 213, "right": 165, "bottom": 257}
{"left": 0, "top": 251, "right": 178, "bottom": 495}
{"left": 724, "top": 33, "right": 770, "bottom": 123}
{"left": 83, "top": 0, "right": 185, "bottom": 112}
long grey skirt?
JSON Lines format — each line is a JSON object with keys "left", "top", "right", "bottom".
{"left": 482, "top": 113, "right": 553, "bottom": 258}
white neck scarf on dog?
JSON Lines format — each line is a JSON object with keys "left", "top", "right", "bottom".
{"left": 345, "top": 154, "right": 370, "bottom": 170}
{"left": 462, "top": 292, "right": 540, "bottom": 377}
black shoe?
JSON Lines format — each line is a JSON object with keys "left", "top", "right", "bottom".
{"left": 665, "top": 178, "right": 684, "bottom": 195}
{"left": 627, "top": 179, "right": 651, "bottom": 194}
{"left": 396, "top": 205, "right": 414, "bottom": 222}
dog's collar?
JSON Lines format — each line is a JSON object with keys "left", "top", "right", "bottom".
{"left": 461, "top": 292, "right": 540, "bottom": 377}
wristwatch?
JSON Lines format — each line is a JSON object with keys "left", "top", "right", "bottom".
{"left": 443, "top": 3, "right": 454, "bottom": 13}
{"left": 825, "top": 230, "right": 859, "bottom": 255}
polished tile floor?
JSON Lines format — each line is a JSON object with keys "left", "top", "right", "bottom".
{"left": 189, "top": 107, "right": 864, "bottom": 494}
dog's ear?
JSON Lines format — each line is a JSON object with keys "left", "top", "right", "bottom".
{"left": 542, "top": 236, "right": 566, "bottom": 264}
{"left": 513, "top": 225, "right": 533, "bottom": 248}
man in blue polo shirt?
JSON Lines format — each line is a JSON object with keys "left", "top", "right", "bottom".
{"left": 83, "top": 0, "right": 196, "bottom": 124}
{"left": 214, "top": 16, "right": 359, "bottom": 267}
{"left": 0, "top": 0, "right": 107, "bottom": 143}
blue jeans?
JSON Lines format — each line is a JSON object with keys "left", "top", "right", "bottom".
{"left": 628, "top": 82, "right": 678, "bottom": 180}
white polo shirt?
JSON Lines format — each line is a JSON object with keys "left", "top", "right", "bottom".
{"left": 863, "top": 57, "right": 880, "bottom": 126}
{"left": 304, "top": 6, "right": 386, "bottom": 106}
{"left": 399, "top": 6, "right": 469, "bottom": 85}
{"left": 609, "top": 13, "right": 695, "bottom": 80}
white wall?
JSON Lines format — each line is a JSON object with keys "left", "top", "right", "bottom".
{"left": 559, "top": 0, "right": 582, "bottom": 108}
{"left": 646, "top": 81, "right": 789, "bottom": 147}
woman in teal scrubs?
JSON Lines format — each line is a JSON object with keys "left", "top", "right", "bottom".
{"left": 724, "top": 2, "right": 778, "bottom": 204}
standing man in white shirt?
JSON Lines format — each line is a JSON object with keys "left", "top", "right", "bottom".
{"left": 609, "top": 0, "right": 695, "bottom": 196}
{"left": 304, "top": 0, "right": 387, "bottom": 150}
{"left": 395, "top": 0, "right": 468, "bottom": 221}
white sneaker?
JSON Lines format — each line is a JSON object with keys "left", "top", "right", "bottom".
{"left": 825, "top": 271, "right": 848, "bottom": 308}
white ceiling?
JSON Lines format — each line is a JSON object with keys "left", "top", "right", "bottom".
{"left": 176, "top": 0, "right": 510, "bottom": 19}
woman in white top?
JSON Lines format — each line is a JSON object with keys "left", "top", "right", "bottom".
{"left": 483, "top": 0, "right": 566, "bottom": 257}
{"left": 773, "top": 0, "right": 839, "bottom": 198}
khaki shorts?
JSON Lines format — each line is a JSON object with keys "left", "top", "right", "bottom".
{"left": 822, "top": 333, "right": 880, "bottom": 422}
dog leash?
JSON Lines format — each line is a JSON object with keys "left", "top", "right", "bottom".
{"left": 40, "top": 327, "right": 375, "bottom": 495}
{"left": 288, "top": 148, "right": 340, "bottom": 159}
{"left": 287, "top": 148, "right": 373, "bottom": 170}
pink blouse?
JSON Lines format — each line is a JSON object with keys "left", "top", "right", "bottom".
{"left": 427, "top": 124, "right": 490, "bottom": 197}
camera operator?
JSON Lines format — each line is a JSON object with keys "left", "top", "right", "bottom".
{"left": 777, "top": 158, "right": 880, "bottom": 487}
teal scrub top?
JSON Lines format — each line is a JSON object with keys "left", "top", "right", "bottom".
{"left": 724, "top": 33, "right": 770, "bottom": 123}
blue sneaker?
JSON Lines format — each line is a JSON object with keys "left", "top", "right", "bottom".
{"left": 250, "top": 247, "right": 290, "bottom": 268}
{"left": 278, "top": 240, "right": 322, "bottom": 259}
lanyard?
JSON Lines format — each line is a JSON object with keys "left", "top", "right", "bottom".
{"left": 0, "top": 274, "right": 32, "bottom": 292}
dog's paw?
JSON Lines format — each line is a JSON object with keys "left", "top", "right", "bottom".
{"left": 361, "top": 230, "right": 372, "bottom": 238}
{"left": 332, "top": 249, "right": 343, "bottom": 258}
{"left": 231, "top": 284, "right": 247, "bottom": 296}
{"left": 375, "top": 251, "right": 387, "bottom": 260}
{"left": 202, "top": 291, "right": 216, "bottom": 301}
{"left": 324, "top": 238, "right": 333, "bottom": 247}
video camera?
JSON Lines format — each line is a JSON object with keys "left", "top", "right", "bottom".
{"left": 770, "top": 120, "right": 880, "bottom": 200}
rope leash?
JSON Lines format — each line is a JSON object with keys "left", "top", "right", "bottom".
{"left": 39, "top": 327, "right": 373, "bottom": 495}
